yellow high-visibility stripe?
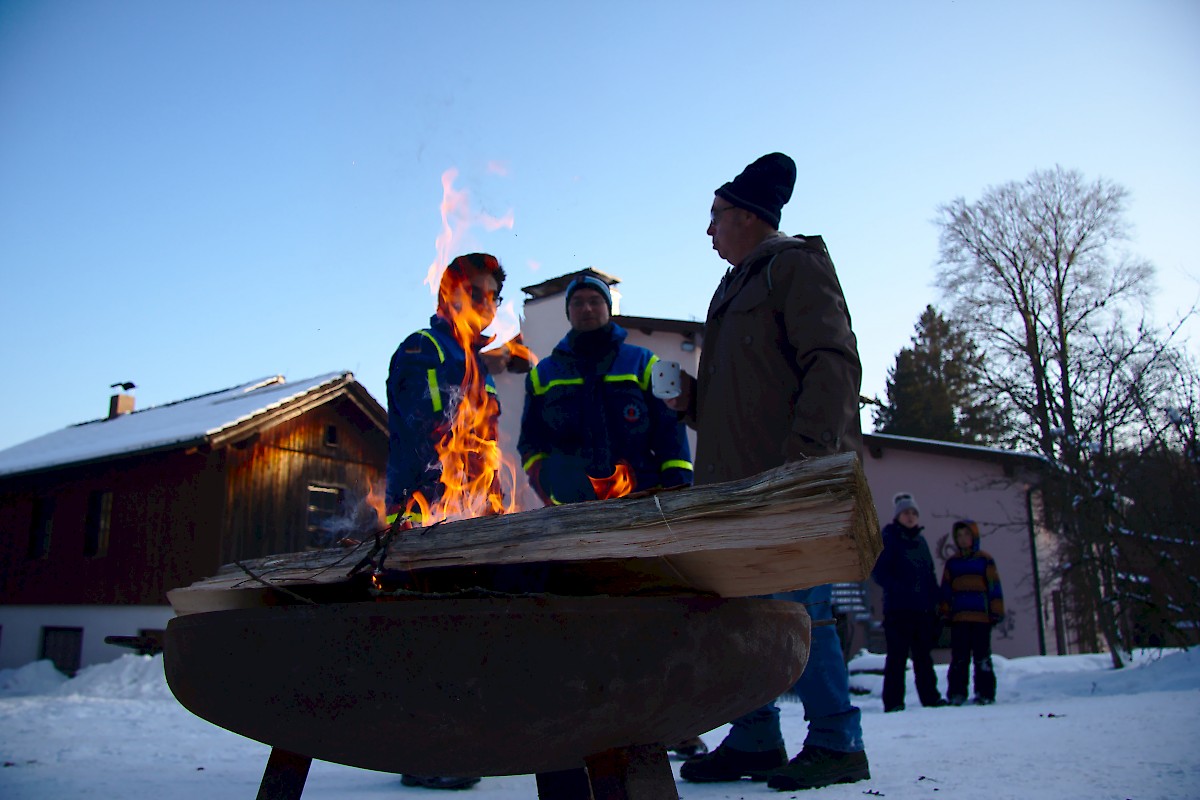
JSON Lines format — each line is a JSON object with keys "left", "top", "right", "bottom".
{"left": 418, "top": 330, "right": 446, "bottom": 362}
{"left": 661, "top": 459, "right": 694, "bottom": 471}
{"left": 523, "top": 452, "right": 547, "bottom": 472}
{"left": 532, "top": 374, "right": 584, "bottom": 395}
{"left": 426, "top": 369, "right": 442, "bottom": 412}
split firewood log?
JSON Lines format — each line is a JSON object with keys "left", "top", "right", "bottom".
{"left": 168, "top": 452, "right": 880, "bottom": 615}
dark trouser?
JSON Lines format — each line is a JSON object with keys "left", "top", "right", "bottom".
{"left": 947, "top": 621, "right": 995, "bottom": 701}
{"left": 724, "top": 585, "right": 864, "bottom": 754}
{"left": 882, "top": 611, "right": 941, "bottom": 710}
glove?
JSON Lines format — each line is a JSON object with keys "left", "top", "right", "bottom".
{"left": 525, "top": 460, "right": 553, "bottom": 507}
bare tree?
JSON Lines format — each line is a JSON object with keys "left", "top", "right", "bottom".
{"left": 936, "top": 166, "right": 1153, "bottom": 459}
{"left": 935, "top": 165, "right": 1196, "bottom": 665}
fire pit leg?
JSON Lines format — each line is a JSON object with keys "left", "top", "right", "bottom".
{"left": 536, "top": 766, "right": 594, "bottom": 800}
{"left": 256, "top": 747, "right": 312, "bottom": 800}
{"left": 584, "top": 745, "right": 677, "bottom": 800}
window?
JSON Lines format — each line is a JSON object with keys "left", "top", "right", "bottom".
{"left": 41, "top": 626, "right": 84, "bottom": 677}
{"left": 306, "top": 485, "right": 345, "bottom": 548}
{"left": 84, "top": 490, "right": 113, "bottom": 558}
{"left": 324, "top": 424, "right": 339, "bottom": 447}
{"left": 27, "top": 497, "right": 55, "bottom": 559}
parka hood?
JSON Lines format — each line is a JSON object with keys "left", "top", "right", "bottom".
{"left": 953, "top": 519, "right": 981, "bottom": 555}
{"left": 739, "top": 230, "right": 804, "bottom": 268}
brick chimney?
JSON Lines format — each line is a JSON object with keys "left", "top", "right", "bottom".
{"left": 109, "top": 383, "right": 137, "bottom": 422}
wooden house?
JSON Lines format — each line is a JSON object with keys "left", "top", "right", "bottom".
{"left": 0, "top": 372, "right": 387, "bottom": 674}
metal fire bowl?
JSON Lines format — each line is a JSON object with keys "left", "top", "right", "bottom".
{"left": 164, "top": 596, "right": 809, "bottom": 777}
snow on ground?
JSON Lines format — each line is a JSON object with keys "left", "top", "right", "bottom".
{"left": 2, "top": 649, "right": 1198, "bottom": 799}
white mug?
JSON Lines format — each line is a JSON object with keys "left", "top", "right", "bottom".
{"left": 651, "top": 360, "right": 682, "bottom": 399}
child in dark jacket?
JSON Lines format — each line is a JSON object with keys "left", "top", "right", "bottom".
{"left": 939, "top": 519, "right": 1005, "bottom": 705}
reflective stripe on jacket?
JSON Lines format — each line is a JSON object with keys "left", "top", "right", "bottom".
{"left": 386, "top": 314, "right": 499, "bottom": 508}
{"left": 518, "top": 323, "right": 692, "bottom": 504}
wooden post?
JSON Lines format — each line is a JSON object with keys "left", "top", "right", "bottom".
{"left": 256, "top": 747, "right": 312, "bottom": 800}
{"left": 584, "top": 745, "right": 678, "bottom": 800}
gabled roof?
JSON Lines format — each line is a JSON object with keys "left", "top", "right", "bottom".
{"left": 520, "top": 268, "right": 620, "bottom": 300}
{"left": 863, "top": 432, "right": 1051, "bottom": 474}
{"left": 0, "top": 371, "right": 384, "bottom": 479}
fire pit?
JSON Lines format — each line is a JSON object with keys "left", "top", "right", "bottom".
{"left": 165, "top": 594, "right": 809, "bottom": 798}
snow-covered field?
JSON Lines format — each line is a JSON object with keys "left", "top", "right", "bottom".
{"left": 2, "top": 648, "right": 1197, "bottom": 799}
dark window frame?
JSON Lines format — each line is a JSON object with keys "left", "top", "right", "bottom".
{"left": 41, "top": 626, "right": 84, "bottom": 677}
{"left": 306, "top": 484, "right": 346, "bottom": 548}
{"left": 84, "top": 490, "right": 113, "bottom": 558}
{"left": 27, "top": 497, "right": 55, "bottom": 559}
{"left": 324, "top": 424, "right": 339, "bottom": 447}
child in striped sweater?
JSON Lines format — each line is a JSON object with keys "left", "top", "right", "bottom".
{"left": 938, "top": 519, "right": 1005, "bottom": 705}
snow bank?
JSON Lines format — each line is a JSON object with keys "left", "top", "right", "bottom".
{"left": 0, "top": 659, "right": 70, "bottom": 697}
{"left": 0, "top": 655, "right": 174, "bottom": 700}
{"left": 54, "top": 654, "right": 174, "bottom": 700}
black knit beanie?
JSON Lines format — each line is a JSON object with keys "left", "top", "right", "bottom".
{"left": 715, "top": 152, "right": 797, "bottom": 228}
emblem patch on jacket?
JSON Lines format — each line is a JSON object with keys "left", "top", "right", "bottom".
{"left": 623, "top": 403, "right": 642, "bottom": 423}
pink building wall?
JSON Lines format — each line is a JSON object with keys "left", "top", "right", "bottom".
{"left": 862, "top": 437, "right": 1055, "bottom": 659}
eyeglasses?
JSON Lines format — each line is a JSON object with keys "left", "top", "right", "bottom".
{"left": 710, "top": 206, "right": 740, "bottom": 225}
{"left": 468, "top": 286, "right": 501, "bottom": 306}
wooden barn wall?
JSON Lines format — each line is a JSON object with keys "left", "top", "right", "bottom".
{"left": 0, "top": 449, "right": 225, "bottom": 605}
{"left": 221, "top": 397, "right": 387, "bottom": 564}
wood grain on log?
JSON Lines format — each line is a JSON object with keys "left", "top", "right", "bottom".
{"left": 168, "top": 452, "right": 880, "bottom": 614}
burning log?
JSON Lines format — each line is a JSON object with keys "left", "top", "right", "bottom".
{"left": 168, "top": 451, "right": 880, "bottom": 616}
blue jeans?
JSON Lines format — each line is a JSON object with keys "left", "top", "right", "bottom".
{"left": 723, "top": 585, "right": 864, "bottom": 754}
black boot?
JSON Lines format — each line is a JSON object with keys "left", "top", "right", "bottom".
{"left": 678, "top": 744, "right": 787, "bottom": 783}
{"left": 766, "top": 746, "right": 870, "bottom": 791}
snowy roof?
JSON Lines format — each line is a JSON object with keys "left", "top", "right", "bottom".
{"left": 520, "top": 268, "right": 620, "bottom": 299}
{"left": 0, "top": 371, "right": 363, "bottom": 479}
{"left": 864, "top": 432, "right": 1051, "bottom": 469}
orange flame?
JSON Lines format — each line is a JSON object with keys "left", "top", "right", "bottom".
{"left": 410, "top": 168, "right": 526, "bottom": 525}
{"left": 589, "top": 463, "right": 635, "bottom": 500}
{"left": 424, "top": 168, "right": 515, "bottom": 302}
{"left": 504, "top": 338, "right": 537, "bottom": 367}
{"left": 364, "top": 480, "right": 387, "bottom": 528}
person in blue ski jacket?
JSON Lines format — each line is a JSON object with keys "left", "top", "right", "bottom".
{"left": 384, "top": 252, "right": 518, "bottom": 791}
{"left": 385, "top": 252, "right": 510, "bottom": 526}
{"left": 517, "top": 273, "right": 693, "bottom": 505}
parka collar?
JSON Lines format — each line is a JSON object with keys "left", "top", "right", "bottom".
{"left": 431, "top": 313, "right": 495, "bottom": 352}
{"left": 553, "top": 321, "right": 627, "bottom": 358}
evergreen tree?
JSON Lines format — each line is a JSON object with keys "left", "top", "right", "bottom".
{"left": 873, "top": 305, "right": 998, "bottom": 443}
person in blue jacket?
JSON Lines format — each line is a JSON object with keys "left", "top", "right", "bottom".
{"left": 385, "top": 252, "right": 517, "bottom": 791}
{"left": 385, "top": 252, "right": 511, "bottom": 530}
{"left": 871, "top": 492, "right": 946, "bottom": 712}
{"left": 518, "top": 273, "right": 693, "bottom": 505}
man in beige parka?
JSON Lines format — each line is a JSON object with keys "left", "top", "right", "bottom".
{"left": 670, "top": 152, "right": 870, "bottom": 791}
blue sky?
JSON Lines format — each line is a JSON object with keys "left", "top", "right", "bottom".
{"left": 1, "top": 0, "right": 1197, "bottom": 452}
